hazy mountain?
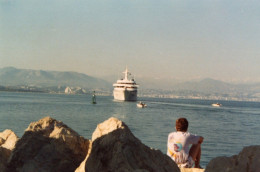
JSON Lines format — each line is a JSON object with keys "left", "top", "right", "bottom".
{"left": 0, "top": 67, "right": 112, "bottom": 89}
{"left": 1, "top": 67, "right": 260, "bottom": 97}
{"left": 172, "top": 78, "right": 260, "bottom": 94}
{"left": 172, "top": 78, "right": 233, "bottom": 93}
{"left": 111, "top": 74, "right": 260, "bottom": 93}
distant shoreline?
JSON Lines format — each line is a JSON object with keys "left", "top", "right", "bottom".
{"left": 1, "top": 89, "right": 260, "bottom": 103}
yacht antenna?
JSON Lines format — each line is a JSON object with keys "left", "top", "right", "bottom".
{"left": 123, "top": 67, "right": 129, "bottom": 80}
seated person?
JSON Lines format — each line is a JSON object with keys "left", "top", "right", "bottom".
{"left": 167, "top": 118, "right": 203, "bottom": 168}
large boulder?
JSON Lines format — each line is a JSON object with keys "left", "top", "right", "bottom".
{"left": 76, "top": 117, "right": 180, "bottom": 172}
{"left": 205, "top": 145, "right": 260, "bottom": 172}
{"left": 6, "top": 116, "right": 90, "bottom": 172}
{"left": 0, "top": 129, "right": 19, "bottom": 172}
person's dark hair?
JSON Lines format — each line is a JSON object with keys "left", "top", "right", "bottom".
{"left": 176, "top": 118, "right": 189, "bottom": 132}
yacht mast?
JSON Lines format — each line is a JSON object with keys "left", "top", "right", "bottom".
{"left": 123, "top": 67, "right": 129, "bottom": 80}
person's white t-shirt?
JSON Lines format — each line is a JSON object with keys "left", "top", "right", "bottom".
{"left": 167, "top": 131, "right": 200, "bottom": 164}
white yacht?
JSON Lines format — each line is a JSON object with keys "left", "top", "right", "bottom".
{"left": 113, "top": 68, "right": 139, "bottom": 101}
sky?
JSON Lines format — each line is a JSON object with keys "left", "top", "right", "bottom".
{"left": 1, "top": 0, "right": 260, "bottom": 83}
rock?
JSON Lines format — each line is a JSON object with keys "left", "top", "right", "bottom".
{"left": 0, "top": 129, "right": 19, "bottom": 172}
{"left": 7, "top": 116, "right": 90, "bottom": 172}
{"left": 180, "top": 168, "right": 205, "bottom": 172}
{"left": 76, "top": 117, "right": 180, "bottom": 172}
{"left": 205, "top": 145, "right": 260, "bottom": 172}
{"left": 91, "top": 117, "right": 128, "bottom": 141}
{"left": 0, "top": 129, "right": 18, "bottom": 150}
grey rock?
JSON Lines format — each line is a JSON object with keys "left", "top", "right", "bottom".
{"left": 7, "top": 117, "right": 90, "bottom": 172}
{"left": 76, "top": 117, "right": 180, "bottom": 172}
{"left": 205, "top": 145, "right": 260, "bottom": 172}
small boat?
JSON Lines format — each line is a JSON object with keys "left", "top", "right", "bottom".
{"left": 137, "top": 102, "right": 147, "bottom": 108}
{"left": 212, "top": 103, "right": 222, "bottom": 107}
{"left": 92, "top": 91, "right": 97, "bottom": 104}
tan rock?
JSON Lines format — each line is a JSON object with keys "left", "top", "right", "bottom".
{"left": 0, "top": 129, "right": 19, "bottom": 172}
{"left": 91, "top": 117, "right": 125, "bottom": 141}
{"left": 76, "top": 117, "right": 180, "bottom": 172}
{"left": 180, "top": 168, "right": 205, "bottom": 172}
{"left": 0, "top": 129, "right": 19, "bottom": 150}
{"left": 7, "top": 116, "right": 90, "bottom": 172}
{"left": 205, "top": 145, "right": 260, "bottom": 172}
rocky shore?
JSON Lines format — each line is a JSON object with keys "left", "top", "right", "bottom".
{"left": 0, "top": 117, "right": 259, "bottom": 172}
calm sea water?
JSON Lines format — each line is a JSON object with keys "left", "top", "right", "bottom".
{"left": 1, "top": 92, "right": 260, "bottom": 168}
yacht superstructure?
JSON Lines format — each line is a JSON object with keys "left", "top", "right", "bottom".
{"left": 113, "top": 68, "right": 139, "bottom": 101}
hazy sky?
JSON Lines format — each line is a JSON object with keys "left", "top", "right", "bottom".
{"left": 1, "top": 0, "right": 260, "bottom": 83}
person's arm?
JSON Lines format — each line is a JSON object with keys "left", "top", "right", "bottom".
{"left": 198, "top": 136, "right": 204, "bottom": 144}
{"left": 188, "top": 134, "right": 203, "bottom": 145}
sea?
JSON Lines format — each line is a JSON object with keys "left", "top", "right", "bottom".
{"left": 1, "top": 91, "right": 260, "bottom": 168}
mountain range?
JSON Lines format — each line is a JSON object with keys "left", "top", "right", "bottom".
{"left": 0, "top": 67, "right": 112, "bottom": 90}
{"left": 1, "top": 67, "right": 260, "bottom": 98}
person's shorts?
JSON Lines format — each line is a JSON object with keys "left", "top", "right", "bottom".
{"left": 177, "top": 156, "right": 194, "bottom": 168}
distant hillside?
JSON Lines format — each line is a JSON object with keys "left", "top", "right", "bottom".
{"left": 173, "top": 78, "right": 234, "bottom": 93}
{"left": 132, "top": 76, "right": 260, "bottom": 94}
{"left": 0, "top": 67, "right": 112, "bottom": 89}
{"left": 171, "top": 78, "right": 260, "bottom": 94}
{"left": 1, "top": 67, "right": 260, "bottom": 99}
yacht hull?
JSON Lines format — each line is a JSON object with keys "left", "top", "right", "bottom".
{"left": 113, "top": 89, "right": 137, "bottom": 101}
